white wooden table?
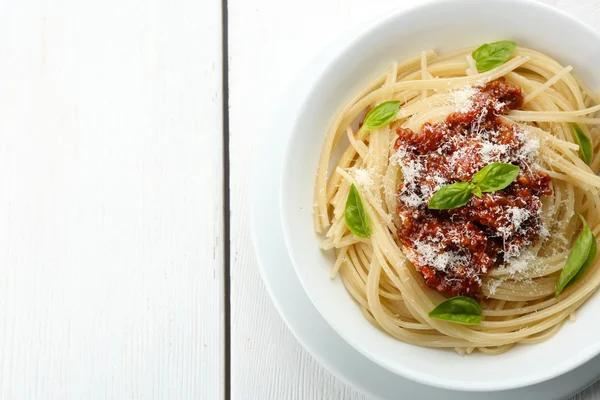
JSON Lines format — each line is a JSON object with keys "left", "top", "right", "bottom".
{"left": 0, "top": 0, "right": 599, "bottom": 399}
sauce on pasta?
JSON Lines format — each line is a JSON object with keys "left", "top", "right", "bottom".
{"left": 393, "top": 78, "right": 552, "bottom": 299}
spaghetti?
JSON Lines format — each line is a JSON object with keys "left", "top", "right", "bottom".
{"left": 313, "top": 44, "right": 600, "bottom": 354}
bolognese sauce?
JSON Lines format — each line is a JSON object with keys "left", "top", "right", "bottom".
{"left": 393, "top": 78, "right": 552, "bottom": 300}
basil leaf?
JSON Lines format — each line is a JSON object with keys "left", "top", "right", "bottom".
{"left": 428, "top": 181, "right": 473, "bottom": 210}
{"left": 472, "top": 40, "right": 517, "bottom": 73}
{"left": 570, "top": 237, "right": 597, "bottom": 286}
{"left": 362, "top": 101, "right": 400, "bottom": 131}
{"left": 471, "top": 162, "right": 520, "bottom": 192}
{"left": 571, "top": 123, "right": 593, "bottom": 165}
{"left": 345, "top": 184, "right": 371, "bottom": 238}
{"left": 428, "top": 296, "right": 482, "bottom": 325}
{"left": 470, "top": 182, "right": 482, "bottom": 198}
{"left": 556, "top": 215, "right": 596, "bottom": 296}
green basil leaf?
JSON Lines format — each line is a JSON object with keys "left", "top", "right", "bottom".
{"left": 471, "top": 162, "right": 520, "bottom": 192}
{"left": 470, "top": 182, "right": 482, "bottom": 198}
{"left": 345, "top": 184, "right": 371, "bottom": 238}
{"left": 556, "top": 215, "right": 596, "bottom": 296}
{"left": 571, "top": 123, "right": 593, "bottom": 165}
{"left": 428, "top": 181, "right": 473, "bottom": 210}
{"left": 570, "top": 236, "right": 597, "bottom": 287}
{"left": 428, "top": 296, "right": 483, "bottom": 325}
{"left": 472, "top": 40, "right": 517, "bottom": 73}
{"left": 362, "top": 101, "right": 400, "bottom": 131}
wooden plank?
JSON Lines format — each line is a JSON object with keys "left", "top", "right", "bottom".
{"left": 228, "top": 0, "right": 600, "bottom": 398}
{"left": 0, "top": 0, "right": 224, "bottom": 398}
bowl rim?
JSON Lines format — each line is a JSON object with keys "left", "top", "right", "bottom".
{"left": 278, "top": 0, "right": 600, "bottom": 392}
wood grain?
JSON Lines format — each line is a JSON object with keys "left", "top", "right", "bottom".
{"left": 0, "top": 0, "right": 224, "bottom": 398}
{"left": 229, "top": 0, "right": 600, "bottom": 399}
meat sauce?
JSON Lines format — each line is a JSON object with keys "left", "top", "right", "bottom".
{"left": 393, "top": 78, "right": 552, "bottom": 300}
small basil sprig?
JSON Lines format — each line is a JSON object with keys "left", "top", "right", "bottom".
{"left": 345, "top": 184, "right": 371, "bottom": 238}
{"left": 471, "top": 162, "right": 520, "bottom": 192}
{"left": 556, "top": 215, "right": 597, "bottom": 296}
{"left": 361, "top": 101, "right": 400, "bottom": 132}
{"left": 570, "top": 124, "right": 593, "bottom": 165}
{"left": 472, "top": 40, "right": 517, "bottom": 72}
{"left": 428, "top": 182, "right": 477, "bottom": 210}
{"left": 428, "top": 296, "right": 482, "bottom": 325}
{"left": 428, "top": 163, "right": 520, "bottom": 210}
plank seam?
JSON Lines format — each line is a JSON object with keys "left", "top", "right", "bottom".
{"left": 221, "top": 0, "right": 231, "bottom": 398}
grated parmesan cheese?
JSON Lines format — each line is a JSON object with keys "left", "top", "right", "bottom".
{"left": 449, "top": 85, "right": 480, "bottom": 113}
{"left": 353, "top": 168, "right": 374, "bottom": 189}
{"left": 411, "top": 240, "right": 470, "bottom": 273}
{"left": 498, "top": 249, "right": 539, "bottom": 276}
{"left": 494, "top": 101, "right": 506, "bottom": 111}
{"left": 480, "top": 141, "right": 509, "bottom": 164}
{"left": 498, "top": 207, "right": 531, "bottom": 239}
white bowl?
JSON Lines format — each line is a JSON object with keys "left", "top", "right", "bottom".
{"left": 279, "top": 0, "right": 600, "bottom": 392}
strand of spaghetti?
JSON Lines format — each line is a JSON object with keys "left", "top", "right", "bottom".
{"left": 387, "top": 316, "right": 433, "bottom": 331}
{"left": 466, "top": 54, "right": 477, "bottom": 76}
{"left": 378, "top": 289, "right": 404, "bottom": 301}
{"left": 539, "top": 147, "right": 600, "bottom": 189}
{"left": 394, "top": 50, "right": 436, "bottom": 81}
{"left": 395, "top": 62, "right": 469, "bottom": 88}
{"left": 392, "top": 88, "right": 421, "bottom": 103}
{"left": 327, "top": 182, "right": 350, "bottom": 229}
{"left": 507, "top": 71, "right": 578, "bottom": 117}
{"left": 517, "top": 47, "right": 585, "bottom": 108}
{"left": 403, "top": 106, "right": 453, "bottom": 131}
{"left": 379, "top": 62, "right": 399, "bottom": 104}
{"left": 527, "top": 128, "right": 589, "bottom": 170}
{"left": 519, "top": 60, "right": 580, "bottom": 109}
{"left": 360, "top": 307, "right": 384, "bottom": 330}
{"left": 347, "top": 246, "right": 368, "bottom": 284}
{"left": 542, "top": 168, "right": 572, "bottom": 183}
{"left": 383, "top": 162, "right": 400, "bottom": 227}
{"left": 478, "top": 345, "right": 515, "bottom": 355}
{"left": 421, "top": 51, "right": 428, "bottom": 99}
{"left": 330, "top": 246, "right": 348, "bottom": 279}
{"left": 575, "top": 75, "right": 600, "bottom": 105}
{"left": 510, "top": 103, "right": 600, "bottom": 117}
{"left": 395, "top": 93, "right": 454, "bottom": 118}
{"left": 523, "top": 65, "right": 573, "bottom": 104}
{"left": 359, "top": 245, "right": 406, "bottom": 297}
{"left": 331, "top": 176, "right": 351, "bottom": 218}
{"left": 320, "top": 235, "right": 369, "bottom": 250}
{"left": 482, "top": 297, "right": 559, "bottom": 316}
{"left": 518, "top": 320, "right": 566, "bottom": 344}
{"left": 509, "top": 115, "right": 600, "bottom": 124}
{"left": 339, "top": 264, "right": 369, "bottom": 307}
{"left": 326, "top": 143, "right": 361, "bottom": 201}
{"left": 508, "top": 121, "right": 579, "bottom": 151}
{"left": 370, "top": 65, "right": 397, "bottom": 197}
{"left": 346, "top": 127, "right": 368, "bottom": 159}
{"left": 430, "top": 46, "right": 475, "bottom": 63}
